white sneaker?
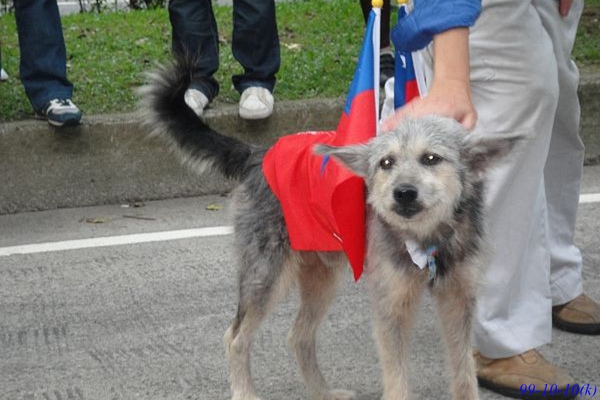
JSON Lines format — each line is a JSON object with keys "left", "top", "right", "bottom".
{"left": 41, "top": 98, "right": 82, "bottom": 127}
{"left": 184, "top": 88, "right": 209, "bottom": 117}
{"left": 239, "top": 86, "right": 274, "bottom": 120}
{"left": 0, "top": 68, "right": 8, "bottom": 81}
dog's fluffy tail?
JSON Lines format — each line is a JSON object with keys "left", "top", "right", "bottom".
{"left": 138, "top": 57, "right": 253, "bottom": 181}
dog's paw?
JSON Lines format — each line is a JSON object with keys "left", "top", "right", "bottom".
{"left": 322, "top": 389, "right": 355, "bottom": 400}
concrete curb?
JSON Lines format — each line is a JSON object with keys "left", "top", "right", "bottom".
{"left": 0, "top": 98, "right": 345, "bottom": 215}
{"left": 1, "top": 72, "right": 599, "bottom": 215}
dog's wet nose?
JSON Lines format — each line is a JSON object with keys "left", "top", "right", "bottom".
{"left": 393, "top": 185, "right": 419, "bottom": 204}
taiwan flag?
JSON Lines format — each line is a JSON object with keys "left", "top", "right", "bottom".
{"left": 261, "top": 7, "right": 381, "bottom": 281}
{"left": 394, "top": 2, "right": 420, "bottom": 109}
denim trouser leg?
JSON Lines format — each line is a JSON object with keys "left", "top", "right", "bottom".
{"left": 231, "top": 0, "right": 280, "bottom": 94}
{"left": 15, "top": 0, "right": 73, "bottom": 112}
{"left": 168, "top": 0, "right": 220, "bottom": 100}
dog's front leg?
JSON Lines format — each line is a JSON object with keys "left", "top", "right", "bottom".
{"left": 431, "top": 267, "right": 480, "bottom": 400}
{"left": 369, "top": 263, "right": 424, "bottom": 400}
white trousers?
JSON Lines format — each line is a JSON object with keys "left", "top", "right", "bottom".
{"left": 413, "top": 0, "right": 585, "bottom": 358}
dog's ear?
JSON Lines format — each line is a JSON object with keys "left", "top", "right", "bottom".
{"left": 462, "top": 132, "right": 524, "bottom": 177}
{"left": 314, "top": 143, "right": 371, "bottom": 177}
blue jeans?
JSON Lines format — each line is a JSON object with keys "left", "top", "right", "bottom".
{"left": 15, "top": 0, "right": 73, "bottom": 112}
{"left": 168, "top": 0, "right": 280, "bottom": 100}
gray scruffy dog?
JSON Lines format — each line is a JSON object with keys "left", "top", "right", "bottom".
{"left": 139, "top": 58, "right": 521, "bottom": 400}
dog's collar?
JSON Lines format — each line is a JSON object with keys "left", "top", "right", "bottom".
{"left": 426, "top": 246, "right": 438, "bottom": 281}
{"left": 405, "top": 240, "right": 438, "bottom": 281}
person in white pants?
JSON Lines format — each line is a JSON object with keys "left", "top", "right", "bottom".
{"left": 383, "top": 0, "right": 600, "bottom": 398}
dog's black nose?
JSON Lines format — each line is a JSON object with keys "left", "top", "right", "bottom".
{"left": 394, "top": 185, "right": 419, "bottom": 204}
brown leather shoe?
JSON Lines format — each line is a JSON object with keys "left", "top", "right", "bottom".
{"left": 552, "top": 293, "right": 600, "bottom": 335}
{"left": 475, "top": 350, "right": 577, "bottom": 400}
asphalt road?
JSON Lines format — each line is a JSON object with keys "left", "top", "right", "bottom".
{"left": 1, "top": 166, "right": 599, "bottom": 400}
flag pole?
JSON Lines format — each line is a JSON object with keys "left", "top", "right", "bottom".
{"left": 371, "top": 0, "right": 383, "bottom": 135}
{"left": 371, "top": 0, "right": 382, "bottom": 135}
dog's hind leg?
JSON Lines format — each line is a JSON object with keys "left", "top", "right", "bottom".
{"left": 224, "top": 251, "right": 295, "bottom": 400}
{"left": 431, "top": 270, "right": 480, "bottom": 400}
{"left": 288, "top": 254, "right": 354, "bottom": 400}
{"left": 369, "top": 264, "right": 425, "bottom": 400}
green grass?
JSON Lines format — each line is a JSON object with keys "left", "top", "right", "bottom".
{"left": 577, "top": 0, "right": 600, "bottom": 66}
{"left": 0, "top": 0, "right": 363, "bottom": 122}
{"left": 0, "top": 0, "right": 598, "bottom": 122}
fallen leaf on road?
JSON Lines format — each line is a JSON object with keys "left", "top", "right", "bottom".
{"left": 84, "top": 217, "right": 108, "bottom": 224}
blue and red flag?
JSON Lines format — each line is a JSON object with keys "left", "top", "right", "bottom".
{"left": 394, "top": 0, "right": 420, "bottom": 109}
{"left": 391, "top": 0, "right": 481, "bottom": 109}
{"left": 262, "top": 6, "right": 381, "bottom": 281}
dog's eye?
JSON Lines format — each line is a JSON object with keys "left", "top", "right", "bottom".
{"left": 421, "top": 153, "right": 442, "bottom": 166}
{"left": 379, "top": 157, "right": 395, "bottom": 170}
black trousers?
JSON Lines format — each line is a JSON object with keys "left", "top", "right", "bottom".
{"left": 168, "top": 0, "right": 280, "bottom": 100}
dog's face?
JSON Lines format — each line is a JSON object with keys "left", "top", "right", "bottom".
{"left": 316, "top": 116, "right": 520, "bottom": 237}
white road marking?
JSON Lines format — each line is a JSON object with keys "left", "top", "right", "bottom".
{"left": 579, "top": 193, "right": 600, "bottom": 204}
{"left": 1, "top": 193, "right": 599, "bottom": 257}
{"left": 0, "top": 226, "right": 233, "bottom": 257}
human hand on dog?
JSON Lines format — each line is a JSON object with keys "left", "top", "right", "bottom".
{"left": 381, "top": 78, "right": 477, "bottom": 131}
{"left": 381, "top": 28, "right": 477, "bottom": 132}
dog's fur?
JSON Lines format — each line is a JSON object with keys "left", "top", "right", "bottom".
{"left": 138, "top": 59, "right": 521, "bottom": 400}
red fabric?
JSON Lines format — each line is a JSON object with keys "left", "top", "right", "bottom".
{"left": 262, "top": 91, "right": 376, "bottom": 281}
{"left": 405, "top": 79, "right": 420, "bottom": 105}
{"left": 262, "top": 8, "right": 379, "bottom": 281}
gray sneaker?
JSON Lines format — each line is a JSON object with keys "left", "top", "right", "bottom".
{"left": 40, "top": 99, "right": 82, "bottom": 127}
